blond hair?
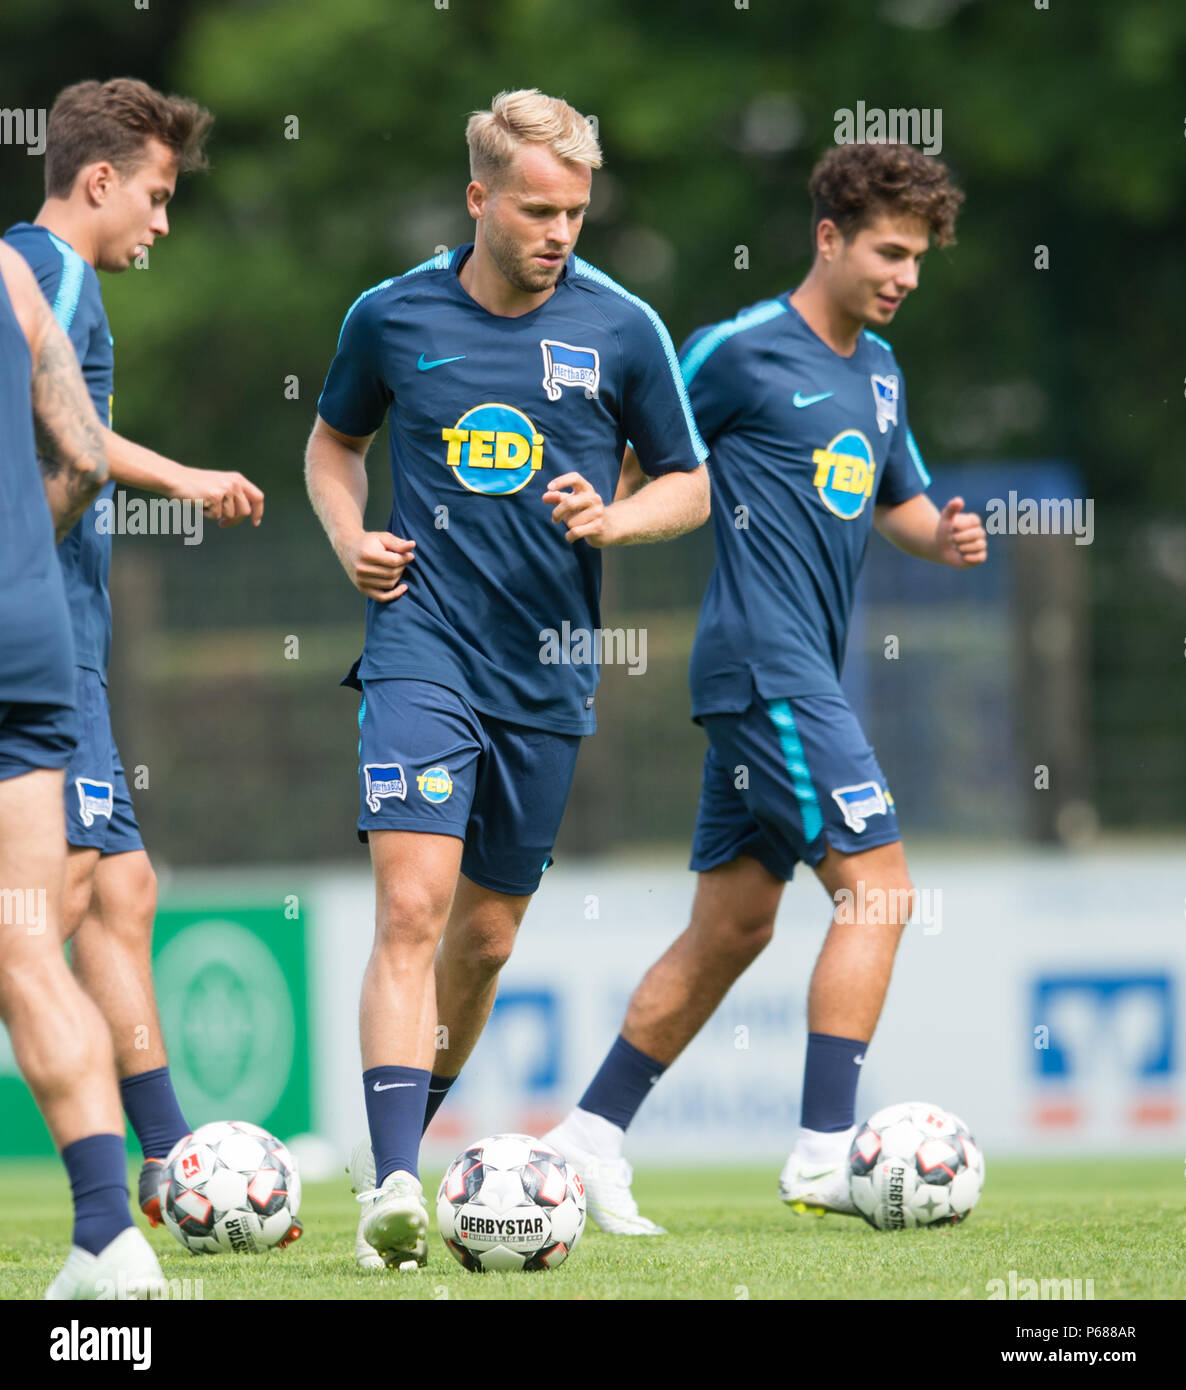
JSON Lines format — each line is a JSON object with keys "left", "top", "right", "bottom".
{"left": 466, "top": 89, "right": 602, "bottom": 187}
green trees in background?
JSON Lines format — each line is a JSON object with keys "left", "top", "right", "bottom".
{"left": 2, "top": 0, "right": 1183, "bottom": 855}
{"left": 2, "top": 0, "right": 1183, "bottom": 509}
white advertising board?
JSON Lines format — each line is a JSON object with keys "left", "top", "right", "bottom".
{"left": 304, "top": 848, "right": 1184, "bottom": 1164}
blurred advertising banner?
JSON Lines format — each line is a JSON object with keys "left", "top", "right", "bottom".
{"left": 151, "top": 905, "right": 311, "bottom": 1139}
{"left": 307, "top": 852, "right": 1183, "bottom": 1164}
{"left": 1, "top": 852, "right": 1179, "bottom": 1161}
{"left": 0, "top": 899, "right": 311, "bottom": 1157}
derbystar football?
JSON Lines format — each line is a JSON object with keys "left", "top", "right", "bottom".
{"left": 848, "top": 1100, "right": 985, "bottom": 1229}
{"left": 437, "top": 1133, "right": 586, "bottom": 1272}
{"left": 159, "top": 1120, "right": 301, "bottom": 1254}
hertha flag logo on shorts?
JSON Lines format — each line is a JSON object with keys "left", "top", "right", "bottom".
{"left": 831, "top": 781, "right": 889, "bottom": 833}
{"left": 364, "top": 763, "right": 407, "bottom": 813}
{"left": 541, "top": 339, "right": 600, "bottom": 401}
{"left": 75, "top": 778, "right": 114, "bottom": 829}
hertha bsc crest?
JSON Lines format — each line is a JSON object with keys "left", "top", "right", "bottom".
{"left": 870, "top": 374, "right": 899, "bottom": 435}
{"left": 541, "top": 339, "right": 600, "bottom": 401}
{"left": 75, "top": 778, "right": 114, "bottom": 828}
{"left": 364, "top": 763, "right": 407, "bottom": 813}
{"left": 831, "top": 781, "right": 889, "bottom": 833}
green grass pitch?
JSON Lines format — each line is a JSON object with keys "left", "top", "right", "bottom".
{"left": 1, "top": 1158, "right": 1181, "bottom": 1300}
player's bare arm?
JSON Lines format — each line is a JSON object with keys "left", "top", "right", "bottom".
{"left": 1, "top": 244, "right": 108, "bottom": 539}
{"left": 31, "top": 320, "right": 109, "bottom": 539}
{"left": 101, "top": 429, "right": 264, "bottom": 526}
{"left": 545, "top": 462, "right": 709, "bottom": 547}
{"left": 612, "top": 446, "right": 648, "bottom": 503}
{"left": 875, "top": 493, "right": 986, "bottom": 568}
{"left": 305, "top": 413, "right": 415, "bottom": 601}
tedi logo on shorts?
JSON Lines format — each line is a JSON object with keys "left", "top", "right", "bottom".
{"left": 417, "top": 766, "right": 453, "bottom": 803}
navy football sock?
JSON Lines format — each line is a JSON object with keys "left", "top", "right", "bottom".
{"left": 364, "top": 1065, "right": 430, "bottom": 1184}
{"left": 800, "top": 1032, "right": 867, "bottom": 1132}
{"left": 119, "top": 1065, "right": 190, "bottom": 1160}
{"left": 62, "top": 1133, "right": 132, "bottom": 1256}
{"left": 421, "top": 1073, "right": 458, "bottom": 1134}
{"left": 578, "top": 1034, "right": 666, "bottom": 1132}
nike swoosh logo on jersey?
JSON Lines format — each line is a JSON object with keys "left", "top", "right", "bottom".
{"left": 417, "top": 353, "right": 466, "bottom": 371}
{"left": 853, "top": 1053, "right": 865, "bottom": 1065}
{"left": 372, "top": 1081, "right": 416, "bottom": 1091}
{"left": 792, "top": 390, "right": 834, "bottom": 408}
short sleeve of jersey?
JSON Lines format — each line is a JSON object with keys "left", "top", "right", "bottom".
{"left": 317, "top": 285, "right": 394, "bottom": 437}
{"left": 876, "top": 369, "right": 930, "bottom": 507}
{"left": 617, "top": 307, "right": 707, "bottom": 477}
{"left": 7, "top": 229, "right": 94, "bottom": 363}
{"left": 678, "top": 328, "right": 745, "bottom": 447}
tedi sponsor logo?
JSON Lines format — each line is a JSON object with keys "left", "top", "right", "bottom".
{"left": 94, "top": 491, "right": 204, "bottom": 545}
{"left": 49, "top": 1322, "right": 152, "bottom": 1370}
{"left": 834, "top": 102, "right": 942, "bottom": 156}
{"left": 985, "top": 491, "right": 1094, "bottom": 545}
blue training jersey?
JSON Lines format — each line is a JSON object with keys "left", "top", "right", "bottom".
{"left": 685, "top": 294, "right": 930, "bottom": 716}
{"left": 0, "top": 256, "right": 74, "bottom": 705}
{"left": 3, "top": 223, "right": 114, "bottom": 680}
{"left": 317, "top": 244, "right": 706, "bottom": 735}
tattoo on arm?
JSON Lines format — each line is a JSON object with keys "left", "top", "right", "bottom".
{"left": 30, "top": 298, "right": 109, "bottom": 539}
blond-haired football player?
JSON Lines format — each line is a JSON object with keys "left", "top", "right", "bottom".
{"left": 308, "top": 89, "right": 709, "bottom": 1269}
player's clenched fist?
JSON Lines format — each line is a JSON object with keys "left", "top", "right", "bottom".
{"left": 937, "top": 497, "right": 987, "bottom": 568}
{"left": 339, "top": 531, "right": 416, "bottom": 601}
{"left": 179, "top": 466, "right": 265, "bottom": 527}
{"left": 543, "top": 472, "right": 618, "bottom": 547}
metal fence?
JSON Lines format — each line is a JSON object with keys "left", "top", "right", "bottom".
{"left": 104, "top": 470, "right": 1181, "bottom": 870}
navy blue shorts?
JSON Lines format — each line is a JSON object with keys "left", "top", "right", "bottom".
{"left": 63, "top": 669, "right": 144, "bottom": 855}
{"left": 0, "top": 699, "right": 76, "bottom": 781}
{"left": 690, "top": 691, "right": 900, "bottom": 882}
{"left": 356, "top": 678, "right": 581, "bottom": 897}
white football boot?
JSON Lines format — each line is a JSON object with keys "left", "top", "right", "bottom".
{"left": 357, "top": 1166, "right": 428, "bottom": 1271}
{"left": 347, "top": 1140, "right": 385, "bottom": 1270}
{"left": 542, "top": 1123, "right": 666, "bottom": 1236}
{"left": 778, "top": 1131, "right": 859, "bottom": 1217}
{"left": 45, "top": 1225, "right": 168, "bottom": 1300}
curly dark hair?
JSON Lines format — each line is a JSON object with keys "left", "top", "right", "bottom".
{"left": 809, "top": 142, "right": 963, "bottom": 249}
{"left": 45, "top": 78, "right": 213, "bottom": 198}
